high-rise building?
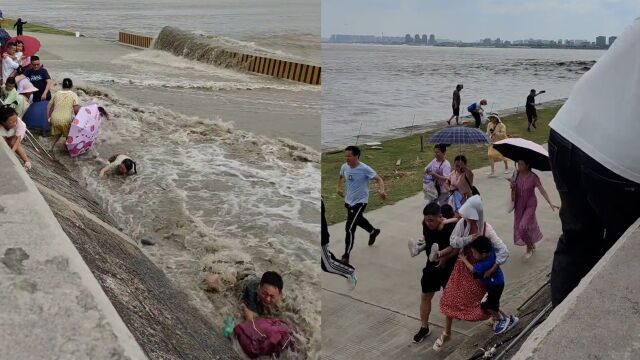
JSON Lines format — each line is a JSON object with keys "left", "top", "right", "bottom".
{"left": 414, "top": 34, "right": 421, "bottom": 43}
{"left": 596, "top": 36, "right": 606, "bottom": 47}
{"left": 609, "top": 36, "right": 617, "bottom": 46}
{"left": 558, "top": 39, "right": 563, "bottom": 45}
{"left": 494, "top": 38, "right": 502, "bottom": 45}
{"left": 428, "top": 34, "right": 436, "bottom": 45}
{"left": 405, "top": 34, "right": 413, "bottom": 43}
{"left": 421, "top": 34, "right": 428, "bottom": 44}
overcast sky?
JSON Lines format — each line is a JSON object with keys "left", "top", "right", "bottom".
{"left": 322, "top": 0, "right": 640, "bottom": 41}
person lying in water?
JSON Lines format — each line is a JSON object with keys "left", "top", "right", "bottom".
{"left": 240, "top": 271, "right": 283, "bottom": 321}
{"left": 99, "top": 154, "right": 137, "bottom": 177}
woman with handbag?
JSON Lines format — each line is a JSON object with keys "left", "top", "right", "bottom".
{"left": 423, "top": 144, "right": 452, "bottom": 205}
{"left": 512, "top": 159, "right": 559, "bottom": 258}
{"left": 445, "top": 155, "right": 476, "bottom": 213}
{"left": 486, "top": 114, "right": 510, "bottom": 177}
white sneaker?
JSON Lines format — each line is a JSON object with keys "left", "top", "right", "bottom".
{"left": 486, "top": 171, "right": 496, "bottom": 177}
{"left": 347, "top": 274, "right": 358, "bottom": 290}
{"left": 408, "top": 238, "right": 426, "bottom": 257}
{"left": 429, "top": 243, "right": 440, "bottom": 262}
{"left": 504, "top": 170, "right": 511, "bottom": 174}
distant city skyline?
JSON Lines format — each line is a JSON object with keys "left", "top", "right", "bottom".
{"left": 324, "top": 32, "right": 619, "bottom": 44}
{"left": 322, "top": 0, "right": 640, "bottom": 42}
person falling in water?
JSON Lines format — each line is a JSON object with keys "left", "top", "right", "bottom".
{"left": 525, "top": 89, "right": 545, "bottom": 132}
{"left": 336, "top": 145, "right": 386, "bottom": 264}
{"left": 447, "top": 84, "right": 463, "bottom": 125}
{"left": 321, "top": 197, "right": 357, "bottom": 289}
{"left": 99, "top": 154, "right": 137, "bottom": 177}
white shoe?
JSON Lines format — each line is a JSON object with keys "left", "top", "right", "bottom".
{"left": 504, "top": 170, "right": 511, "bottom": 174}
{"left": 429, "top": 243, "right": 440, "bottom": 262}
{"left": 486, "top": 171, "right": 496, "bottom": 177}
{"left": 408, "top": 238, "right": 426, "bottom": 257}
{"left": 24, "top": 161, "right": 32, "bottom": 171}
{"left": 347, "top": 274, "right": 358, "bottom": 290}
{"left": 524, "top": 250, "right": 533, "bottom": 260}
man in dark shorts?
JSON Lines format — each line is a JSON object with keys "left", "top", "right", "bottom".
{"left": 525, "top": 89, "right": 545, "bottom": 131}
{"left": 410, "top": 202, "right": 458, "bottom": 343}
{"left": 447, "top": 84, "right": 463, "bottom": 125}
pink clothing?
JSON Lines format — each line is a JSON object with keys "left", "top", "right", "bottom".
{"left": 440, "top": 247, "right": 490, "bottom": 321}
{"left": 449, "top": 170, "right": 473, "bottom": 198}
{"left": 513, "top": 172, "right": 543, "bottom": 246}
{"left": 15, "top": 117, "right": 26, "bottom": 139}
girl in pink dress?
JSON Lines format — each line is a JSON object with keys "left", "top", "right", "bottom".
{"left": 511, "top": 160, "right": 559, "bottom": 258}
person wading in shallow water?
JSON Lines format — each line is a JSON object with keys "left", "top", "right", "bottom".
{"left": 336, "top": 145, "right": 386, "bottom": 265}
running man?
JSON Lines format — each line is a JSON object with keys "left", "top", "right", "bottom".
{"left": 409, "top": 202, "right": 458, "bottom": 343}
{"left": 525, "top": 89, "right": 545, "bottom": 132}
{"left": 321, "top": 197, "right": 357, "bottom": 289}
{"left": 336, "top": 145, "right": 386, "bottom": 264}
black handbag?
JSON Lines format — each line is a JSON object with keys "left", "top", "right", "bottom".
{"left": 464, "top": 174, "right": 480, "bottom": 196}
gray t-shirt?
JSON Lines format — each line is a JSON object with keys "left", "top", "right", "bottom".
{"left": 242, "top": 277, "right": 265, "bottom": 315}
{"left": 340, "top": 162, "right": 377, "bottom": 206}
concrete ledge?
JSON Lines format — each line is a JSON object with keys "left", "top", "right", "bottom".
{"left": 513, "top": 218, "right": 640, "bottom": 359}
{"left": 0, "top": 141, "right": 147, "bottom": 359}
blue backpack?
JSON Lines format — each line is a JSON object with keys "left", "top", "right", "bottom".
{"left": 467, "top": 103, "right": 477, "bottom": 113}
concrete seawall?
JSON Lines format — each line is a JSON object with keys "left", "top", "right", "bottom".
{"left": 513, "top": 219, "right": 640, "bottom": 359}
{"left": 0, "top": 140, "right": 240, "bottom": 359}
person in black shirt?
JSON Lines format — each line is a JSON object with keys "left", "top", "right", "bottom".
{"left": 447, "top": 84, "right": 463, "bottom": 125}
{"left": 410, "top": 202, "right": 459, "bottom": 344}
{"left": 525, "top": 89, "right": 545, "bottom": 132}
{"left": 24, "top": 56, "right": 53, "bottom": 102}
{"left": 13, "top": 18, "right": 27, "bottom": 36}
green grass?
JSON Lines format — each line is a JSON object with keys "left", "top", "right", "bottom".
{"left": 321, "top": 104, "right": 563, "bottom": 225}
{"left": 3, "top": 18, "right": 75, "bottom": 36}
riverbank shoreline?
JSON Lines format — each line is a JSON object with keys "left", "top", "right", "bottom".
{"left": 322, "top": 99, "right": 565, "bottom": 153}
{"left": 321, "top": 101, "right": 563, "bottom": 225}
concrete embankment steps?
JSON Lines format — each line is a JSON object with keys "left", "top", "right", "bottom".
{"left": 0, "top": 139, "right": 241, "bottom": 359}
{"left": 118, "top": 29, "right": 321, "bottom": 85}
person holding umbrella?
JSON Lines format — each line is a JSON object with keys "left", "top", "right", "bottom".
{"left": 510, "top": 159, "right": 559, "bottom": 258}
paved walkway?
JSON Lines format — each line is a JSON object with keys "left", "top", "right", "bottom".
{"left": 322, "top": 162, "right": 562, "bottom": 359}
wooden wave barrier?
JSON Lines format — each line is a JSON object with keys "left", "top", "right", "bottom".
{"left": 118, "top": 31, "right": 154, "bottom": 49}
{"left": 121, "top": 28, "right": 321, "bottom": 85}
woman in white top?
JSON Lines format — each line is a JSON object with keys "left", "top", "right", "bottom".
{"left": 423, "top": 143, "right": 452, "bottom": 205}
{"left": 100, "top": 154, "right": 137, "bottom": 177}
{"left": 432, "top": 195, "right": 509, "bottom": 351}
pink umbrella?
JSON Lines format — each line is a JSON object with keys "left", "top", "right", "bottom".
{"left": 66, "top": 104, "right": 102, "bottom": 157}
{"left": 3, "top": 35, "right": 40, "bottom": 57}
